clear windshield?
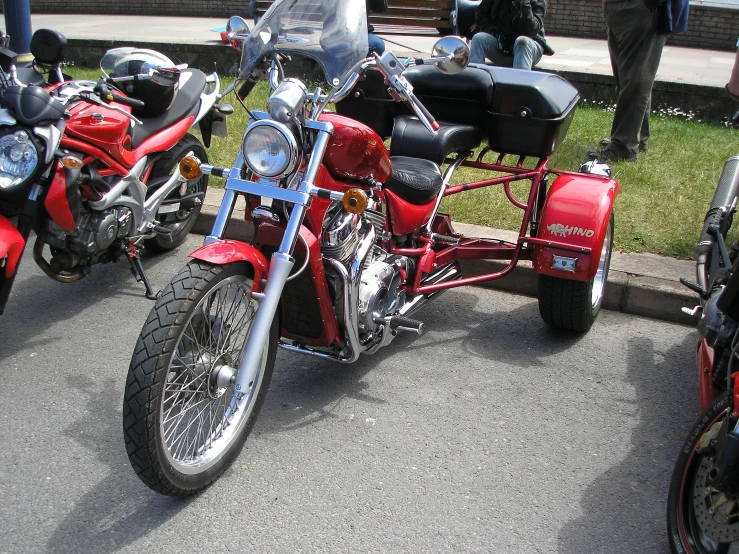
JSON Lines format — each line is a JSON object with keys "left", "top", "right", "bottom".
{"left": 239, "top": 0, "right": 368, "bottom": 86}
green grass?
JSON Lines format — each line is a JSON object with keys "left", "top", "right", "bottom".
{"left": 66, "top": 68, "right": 738, "bottom": 259}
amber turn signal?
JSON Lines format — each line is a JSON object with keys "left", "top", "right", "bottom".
{"left": 342, "top": 188, "right": 368, "bottom": 214}
{"left": 61, "top": 155, "right": 83, "bottom": 169}
{"left": 179, "top": 156, "right": 202, "bottom": 180}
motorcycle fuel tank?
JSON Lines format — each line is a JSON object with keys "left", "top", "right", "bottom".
{"left": 318, "top": 113, "right": 392, "bottom": 184}
{"left": 65, "top": 101, "right": 131, "bottom": 151}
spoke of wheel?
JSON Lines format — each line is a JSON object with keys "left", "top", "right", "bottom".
{"left": 162, "top": 374, "right": 206, "bottom": 422}
{"left": 221, "top": 302, "right": 255, "bottom": 360}
{"left": 163, "top": 395, "right": 211, "bottom": 443}
{"left": 169, "top": 399, "right": 216, "bottom": 458}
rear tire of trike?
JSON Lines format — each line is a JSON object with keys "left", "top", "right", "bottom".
{"left": 666, "top": 392, "right": 733, "bottom": 554}
{"left": 145, "top": 134, "right": 209, "bottom": 253}
{"left": 537, "top": 212, "right": 614, "bottom": 332}
{"left": 122, "top": 260, "right": 277, "bottom": 496}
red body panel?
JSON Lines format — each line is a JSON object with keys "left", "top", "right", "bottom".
{"left": 385, "top": 189, "right": 436, "bottom": 236}
{"left": 697, "top": 339, "right": 719, "bottom": 412}
{"left": 189, "top": 240, "right": 269, "bottom": 293}
{"left": 533, "top": 173, "right": 620, "bottom": 281}
{"left": 0, "top": 215, "right": 25, "bottom": 278}
{"left": 318, "top": 113, "right": 392, "bottom": 184}
{"left": 65, "top": 102, "right": 131, "bottom": 147}
{"left": 64, "top": 98, "right": 194, "bottom": 171}
{"left": 44, "top": 163, "right": 76, "bottom": 232}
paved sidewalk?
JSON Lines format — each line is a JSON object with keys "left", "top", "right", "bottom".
{"left": 28, "top": 13, "right": 736, "bottom": 88}
{"left": 193, "top": 187, "right": 699, "bottom": 326}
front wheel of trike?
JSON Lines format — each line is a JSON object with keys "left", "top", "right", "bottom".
{"left": 122, "top": 260, "right": 277, "bottom": 495}
{"left": 538, "top": 212, "right": 614, "bottom": 332}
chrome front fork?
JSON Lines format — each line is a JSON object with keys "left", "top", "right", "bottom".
{"left": 228, "top": 125, "right": 334, "bottom": 395}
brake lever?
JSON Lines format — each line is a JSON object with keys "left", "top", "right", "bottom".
{"left": 79, "top": 91, "right": 143, "bottom": 126}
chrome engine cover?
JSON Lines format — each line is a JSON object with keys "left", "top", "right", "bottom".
{"left": 357, "top": 253, "right": 408, "bottom": 340}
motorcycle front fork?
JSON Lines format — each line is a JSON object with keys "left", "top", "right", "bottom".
{"left": 708, "top": 410, "right": 739, "bottom": 494}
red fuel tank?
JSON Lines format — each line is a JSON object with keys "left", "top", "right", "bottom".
{"left": 319, "top": 113, "right": 392, "bottom": 184}
{"left": 65, "top": 101, "right": 131, "bottom": 154}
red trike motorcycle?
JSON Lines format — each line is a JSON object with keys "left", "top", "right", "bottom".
{"left": 122, "top": 0, "right": 619, "bottom": 495}
{"left": 666, "top": 115, "right": 739, "bottom": 553}
{"left": 0, "top": 30, "right": 230, "bottom": 312}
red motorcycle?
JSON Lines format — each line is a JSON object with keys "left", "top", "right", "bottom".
{"left": 122, "top": 0, "right": 619, "bottom": 495}
{"left": 0, "top": 31, "right": 231, "bottom": 312}
{"left": 667, "top": 114, "right": 739, "bottom": 553}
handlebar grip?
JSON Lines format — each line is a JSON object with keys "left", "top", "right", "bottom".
{"left": 111, "top": 92, "right": 146, "bottom": 110}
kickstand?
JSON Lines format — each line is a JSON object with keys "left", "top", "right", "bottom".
{"left": 126, "top": 244, "right": 158, "bottom": 300}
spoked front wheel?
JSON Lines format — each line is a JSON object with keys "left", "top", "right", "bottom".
{"left": 123, "top": 260, "right": 277, "bottom": 495}
{"left": 667, "top": 393, "right": 737, "bottom": 554}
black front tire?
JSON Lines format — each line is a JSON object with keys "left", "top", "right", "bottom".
{"left": 667, "top": 393, "right": 734, "bottom": 554}
{"left": 123, "top": 260, "right": 277, "bottom": 495}
{"left": 145, "top": 133, "right": 209, "bottom": 252}
{"left": 538, "top": 212, "right": 614, "bottom": 332}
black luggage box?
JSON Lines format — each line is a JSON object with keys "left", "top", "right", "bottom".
{"left": 336, "top": 64, "right": 580, "bottom": 158}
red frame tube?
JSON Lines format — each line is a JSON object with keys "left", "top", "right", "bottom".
{"left": 404, "top": 158, "right": 549, "bottom": 295}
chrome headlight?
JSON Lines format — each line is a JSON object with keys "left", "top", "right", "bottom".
{"left": 242, "top": 120, "right": 299, "bottom": 179}
{"left": 0, "top": 130, "right": 39, "bottom": 190}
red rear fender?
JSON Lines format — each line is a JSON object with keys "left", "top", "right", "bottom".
{"left": 0, "top": 215, "right": 25, "bottom": 278}
{"left": 189, "top": 240, "right": 269, "bottom": 292}
{"left": 533, "top": 173, "right": 620, "bottom": 281}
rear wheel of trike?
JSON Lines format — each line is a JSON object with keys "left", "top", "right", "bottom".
{"left": 667, "top": 392, "right": 734, "bottom": 554}
{"left": 122, "top": 260, "right": 277, "bottom": 495}
{"left": 145, "top": 134, "right": 209, "bottom": 252}
{"left": 538, "top": 212, "right": 614, "bottom": 332}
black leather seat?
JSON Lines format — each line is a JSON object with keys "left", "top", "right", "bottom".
{"left": 390, "top": 116, "right": 482, "bottom": 165}
{"left": 130, "top": 69, "right": 207, "bottom": 149}
{"left": 384, "top": 156, "right": 443, "bottom": 205}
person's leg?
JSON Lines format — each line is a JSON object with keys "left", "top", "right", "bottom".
{"left": 368, "top": 33, "right": 385, "bottom": 55}
{"left": 604, "top": 0, "right": 666, "bottom": 159}
{"left": 512, "top": 36, "right": 543, "bottom": 70}
{"left": 727, "top": 40, "right": 739, "bottom": 99}
{"left": 470, "top": 32, "right": 511, "bottom": 66}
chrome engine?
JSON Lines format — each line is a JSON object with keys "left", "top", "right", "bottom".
{"left": 321, "top": 201, "right": 409, "bottom": 347}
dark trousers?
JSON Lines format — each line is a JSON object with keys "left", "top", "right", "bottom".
{"left": 604, "top": 0, "right": 667, "bottom": 157}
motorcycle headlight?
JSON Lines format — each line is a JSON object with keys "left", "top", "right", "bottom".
{"left": 242, "top": 120, "right": 298, "bottom": 179}
{"left": 0, "top": 130, "right": 39, "bottom": 190}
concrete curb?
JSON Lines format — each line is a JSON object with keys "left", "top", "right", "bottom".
{"left": 193, "top": 188, "right": 699, "bottom": 327}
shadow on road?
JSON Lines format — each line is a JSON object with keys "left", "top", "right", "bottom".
{"left": 252, "top": 289, "right": 584, "bottom": 439}
{"left": 0, "top": 248, "right": 174, "bottom": 361}
{"left": 47, "top": 375, "right": 193, "bottom": 554}
{"left": 557, "top": 333, "right": 698, "bottom": 553}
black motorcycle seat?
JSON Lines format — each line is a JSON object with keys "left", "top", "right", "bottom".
{"left": 15, "top": 67, "right": 46, "bottom": 87}
{"left": 384, "top": 156, "right": 443, "bottom": 205}
{"left": 130, "top": 69, "right": 207, "bottom": 149}
{"left": 390, "top": 116, "right": 482, "bottom": 165}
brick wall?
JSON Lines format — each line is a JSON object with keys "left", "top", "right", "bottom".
{"left": 545, "top": 0, "right": 738, "bottom": 51}
{"left": 9, "top": 0, "right": 739, "bottom": 51}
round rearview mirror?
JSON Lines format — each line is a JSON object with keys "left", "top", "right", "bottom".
{"left": 226, "top": 16, "right": 250, "bottom": 36}
{"left": 431, "top": 36, "right": 470, "bottom": 75}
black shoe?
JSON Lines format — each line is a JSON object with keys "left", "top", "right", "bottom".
{"left": 599, "top": 138, "right": 647, "bottom": 153}
{"left": 586, "top": 147, "right": 637, "bottom": 163}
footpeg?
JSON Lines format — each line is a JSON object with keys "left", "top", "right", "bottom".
{"left": 680, "top": 277, "right": 707, "bottom": 298}
{"left": 430, "top": 233, "right": 460, "bottom": 245}
{"left": 682, "top": 305, "right": 703, "bottom": 317}
{"left": 387, "top": 315, "right": 424, "bottom": 335}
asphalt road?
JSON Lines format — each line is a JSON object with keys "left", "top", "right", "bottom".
{"left": 0, "top": 235, "right": 699, "bottom": 553}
